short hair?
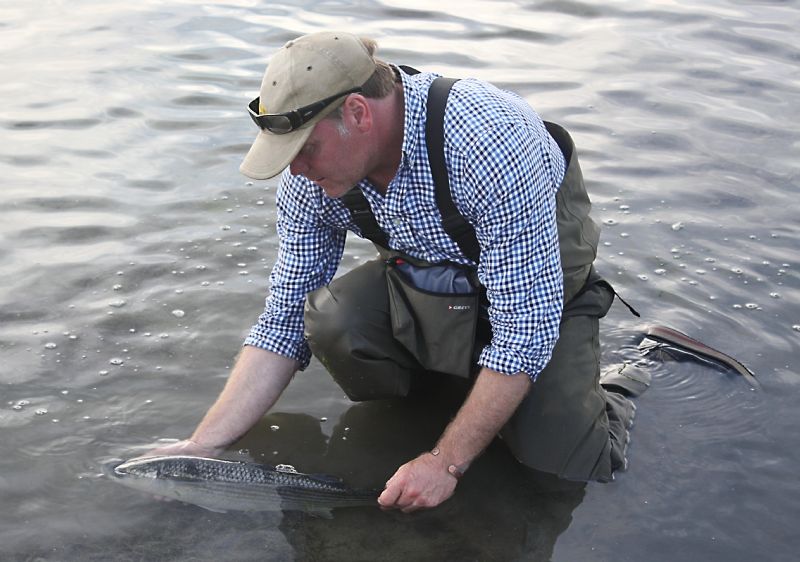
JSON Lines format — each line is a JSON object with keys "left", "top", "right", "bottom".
{"left": 358, "top": 37, "right": 396, "bottom": 99}
{"left": 327, "top": 37, "right": 396, "bottom": 121}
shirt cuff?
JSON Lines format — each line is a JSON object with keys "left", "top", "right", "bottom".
{"left": 478, "top": 343, "right": 550, "bottom": 381}
{"left": 243, "top": 331, "right": 312, "bottom": 371}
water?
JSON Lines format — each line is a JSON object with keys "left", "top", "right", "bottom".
{"left": 2, "top": 0, "right": 798, "bottom": 560}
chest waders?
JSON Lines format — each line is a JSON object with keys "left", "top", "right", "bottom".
{"left": 303, "top": 76, "right": 647, "bottom": 482}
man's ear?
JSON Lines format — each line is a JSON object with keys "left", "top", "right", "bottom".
{"left": 344, "top": 95, "right": 372, "bottom": 132}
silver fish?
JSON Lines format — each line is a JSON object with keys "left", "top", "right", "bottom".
{"left": 105, "top": 455, "right": 379, "bottom": 514}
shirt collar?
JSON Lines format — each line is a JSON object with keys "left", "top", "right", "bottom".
{"left": 395, "top": 65, "right": 428, "bottom": 169}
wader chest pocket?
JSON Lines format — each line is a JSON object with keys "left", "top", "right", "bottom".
{"left": 385, "top": 257, "right": 479, "bottom": 378}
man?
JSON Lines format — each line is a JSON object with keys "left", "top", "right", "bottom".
{"left": 151, "top": 31, "right": 646, "bottom": 512}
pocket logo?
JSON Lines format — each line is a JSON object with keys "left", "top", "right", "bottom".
{"left": 448, "top": 305, "right": 471, "bottom": 311}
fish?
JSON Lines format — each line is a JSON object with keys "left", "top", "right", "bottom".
{"left": 104, "top": 455, "right": 380, "bottom": 514}
{"left": 640, "top": 325, "right": 759, "bottom": 387}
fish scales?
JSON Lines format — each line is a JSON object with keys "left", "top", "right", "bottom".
{"left": 105, "top": 455, "right": 379, "bottom": 513}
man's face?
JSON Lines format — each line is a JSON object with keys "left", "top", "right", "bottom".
{"left": 288, "top": 116, "right": 368, "bottom": 199}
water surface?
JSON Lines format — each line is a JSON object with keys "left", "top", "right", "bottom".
{"left": 1, "top": 1, "right": 798, "bottom": 560}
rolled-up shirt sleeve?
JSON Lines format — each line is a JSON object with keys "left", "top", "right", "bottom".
{"left": 244, "top": 171, "right": 346, "bottom": 369}
{"left": 461, "top": 121, "right": 564, "bottom": 380}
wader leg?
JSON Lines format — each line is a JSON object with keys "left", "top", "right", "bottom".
{"left": 500, "top": 271, "right": 638, "bottom": 482}
{"left": 304, "top": 259, "right": 423, "bottom": 401}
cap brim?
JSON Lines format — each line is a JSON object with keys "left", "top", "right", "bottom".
{"left": 239, "top": 126, "right": 313, "bottom": 180}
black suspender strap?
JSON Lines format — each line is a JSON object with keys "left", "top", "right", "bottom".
{"left": 339, "top": 187, "right": 390, "bottom": 249}
{"left": 425, "top": 78, "right": 481, "bottom": 264}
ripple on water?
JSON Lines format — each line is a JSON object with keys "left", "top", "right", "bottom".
{"left": 637, "top": 337, "right": 766, "bottom": 446}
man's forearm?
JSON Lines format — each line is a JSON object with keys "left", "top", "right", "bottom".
{"left": 434, "top": 366, "right": 531, "bottom": 473}
{"left": 189, "top": 346, "right": 298, "bottom": 451}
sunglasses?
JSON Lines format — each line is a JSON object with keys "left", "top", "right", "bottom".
{"left": 247, "top": 87, "right": 362, "bottom": 134}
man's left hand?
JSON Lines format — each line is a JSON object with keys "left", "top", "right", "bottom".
{"left": 377, "top": 452, "right": 458, "bottom": 512}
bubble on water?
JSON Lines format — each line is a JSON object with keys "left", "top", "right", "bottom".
{"left": 35, "top": 408, "right": 48, "bottom": 416}
{"left": 171, "top": 309, "right": 185, "bottom": 318}
{"left": 620, "top": 232, "right": 629, "bottom": 238}
{"left": 109, "top": 358, "right": 124, "bottom": 366}
{"left": 705, "top": 258, "right": 715, "bottom": 263}
{"left": 671, "top": 222, "right": 684, "bottom": 231}
{"left": 159, "top": 333, "right": 170, "bottom": 339}
{"left": 619, "top": 205, "right": 630, "bottom": 210}
{"left": 731, "top": 268, "right": 743, "bottom": 274}
{"left": 113, "top": 284, "right": 123, "bottom": 291}
{"left": 44, "top": 342, "right": 58, "bottom": 349}
{"left": 239, "top": 271, "right": 249, "bottom": 276}
{"left": 116, "top": 271, "right": 124, "bottom": 276}
{"left": 99, "top": 370, "right": 109, "bottom": 376}
{"left": 221, "top": 225, "right": 231, "bottom": 231}
{"left": 320, "top": 417, "right": 328, "bottom": 422}
{"left": 238, "top": 448, "right": 250, "bottom": 455}
{"left": 12, "top": 404, "right": 23, "bottom": 411}
{"left": 733, "top": 304, "right": 743, "bottom": 309}
{"left": 69, "top": 334, "right": 78, "bottom": 340}
{"left": 745, "top": 303, "right": 759, "bottom": 310}
{"left": 688, "top": 280, "right": 697, "bottom": 286}
{"left": 709, "top": 295, "right": 717, "bottom": 300}
{"left": 793, "top": 325, "right": 800, "bottom": 332}
{"left": 256, "top": 200, "right": 265, "bottom": 206}
{"left": 18, "top": 400, "right": 30, "bottom": 406}
{"left": 270, "top": 425, "right": 280, "bottom": 431}
{"left": 201, "top": 281, "right": 210, "bottom": 286}
{"left": 654, "top": 269, "right": 666, "bottom": 275}
{"left": 239, "top": 229, "right": 248, "bottom": 234}
{"left": 61, "top": 390, "right": 69, "bottom": 395}
{"left": 637, "top": 274, "right": 648, "bottom": 281}
{"left": 695, "top": 269, "right": 706, "bottom": 275}
{"left": 603, "top": 219, "right": 617, "bottom": 226}
{"left": 247, "top": 246, "right": 258, "bottom": 252}
{"left": 769, "top": 292, "right": 780, "bottom": 299}
{"left": 51, "top": 419, "right": 59, "bottom": 423}
{"left": 109, "top": 299, "right": 126, "bottom": 308}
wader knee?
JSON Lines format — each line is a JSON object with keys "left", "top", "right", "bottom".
{"left": 304, "top": 260, "right": 420, "bottom": 401}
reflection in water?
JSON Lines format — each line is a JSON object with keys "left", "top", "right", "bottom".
{"left": 234, "top": 379, "right": 585, "bottom": 561}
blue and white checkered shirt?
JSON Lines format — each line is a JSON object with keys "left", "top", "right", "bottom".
{"left": 245, "top": 68, "right": 566, "bottom": 380}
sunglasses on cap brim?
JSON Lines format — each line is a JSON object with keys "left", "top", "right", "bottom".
{"left": 247, "top": 87, "right": 362, "bottom": 134}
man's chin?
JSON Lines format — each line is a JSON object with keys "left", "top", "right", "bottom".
{"left": 318, "top": 181, "right": 357, "bottom": 199}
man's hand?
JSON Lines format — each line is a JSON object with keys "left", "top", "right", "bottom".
{"left": 377, "top": 452, "right": 458, "bottom": 512}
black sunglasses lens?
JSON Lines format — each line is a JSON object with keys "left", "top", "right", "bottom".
{"left": 249, "top": 99, "right": 292, "bottom": 134}
{"left": 263, "top": 115, "right": 293, "bottom": 134}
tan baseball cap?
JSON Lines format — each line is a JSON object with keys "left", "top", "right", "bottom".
{"left": 240, "top": 31, "right": 377, "bottom": 180}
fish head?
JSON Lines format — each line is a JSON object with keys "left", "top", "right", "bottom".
{"left": 111, "top": 456, "right": 193, "bottom": 480}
